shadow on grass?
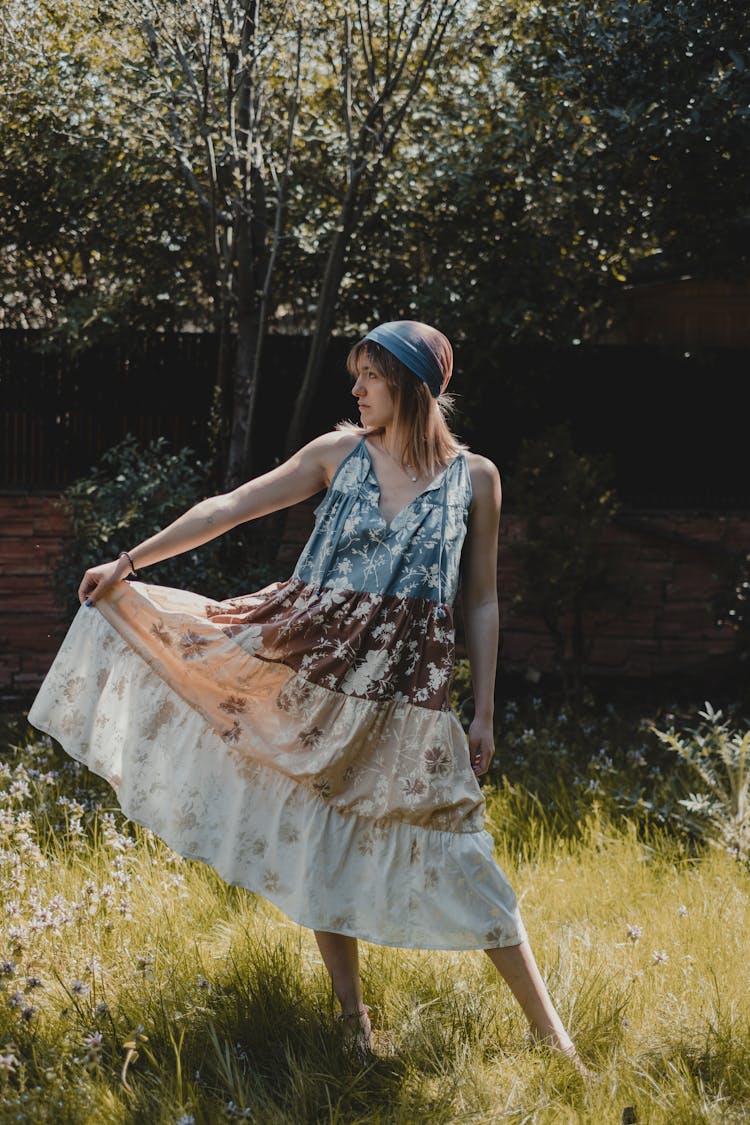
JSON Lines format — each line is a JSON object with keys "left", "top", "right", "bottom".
{"left": 109, "top": 948, "right": 420, "bottom": 1125}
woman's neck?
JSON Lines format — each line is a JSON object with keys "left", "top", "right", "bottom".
{"left": 378, "top": 425, "right": 405, "bottom": 460}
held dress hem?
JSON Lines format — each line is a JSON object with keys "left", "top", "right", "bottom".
{"left": 28, "top": 436, "right": 527, "bottom": 951}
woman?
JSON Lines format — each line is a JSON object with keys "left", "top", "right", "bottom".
{"left": 29, "top": 321, "right": 581, "bottom": 1065}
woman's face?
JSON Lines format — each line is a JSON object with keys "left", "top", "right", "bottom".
{"left": 351, "top": 360, "right": 396, "bottom": 430}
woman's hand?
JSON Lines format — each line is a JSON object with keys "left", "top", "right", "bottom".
{"left": 78, "top": 557, "right": 131, "bottom": 607}
{"left": 468, "top": 715, "right": 495, "bottom": 777}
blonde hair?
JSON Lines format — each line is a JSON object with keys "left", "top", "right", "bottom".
{"left": 338, "top": 338, "right": 467, "bottom": 478}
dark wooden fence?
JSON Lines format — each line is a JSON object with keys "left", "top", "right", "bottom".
{"left": 2, "top": 330, "right": 748, "bottom": 507}
{"left": 0, "top": 332, "right": 359, "bottom": 490}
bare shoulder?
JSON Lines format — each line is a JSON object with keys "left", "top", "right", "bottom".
{"left": 309, "top": 429, "right": 363, "bottom": 487}
{"left": 465, "top": 452, "right": 502, "bottom": 507}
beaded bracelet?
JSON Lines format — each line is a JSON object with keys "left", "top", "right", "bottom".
{"left": 118, "top": 550, "right": 138, "bottom": 577}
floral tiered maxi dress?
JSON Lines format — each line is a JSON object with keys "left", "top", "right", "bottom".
{"left": 29, "top": 436, "right": 526, "bottom": 950}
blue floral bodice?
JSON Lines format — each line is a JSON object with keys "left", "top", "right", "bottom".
{"left": 293, "top": 436, "right": 472, "bottom": 608}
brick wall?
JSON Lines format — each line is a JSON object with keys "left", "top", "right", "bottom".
{"left": 0, "top": 495, "right": 72, "bottom": 697}
{"left": 497, "top": 511, "right": 748, "bottom": 678}
{"left": 1, "top": 493, "right": 747, "bottom": 697}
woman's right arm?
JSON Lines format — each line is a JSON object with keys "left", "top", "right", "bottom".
{"left": 78, "top": 431, "right": 351, "bottom": 606}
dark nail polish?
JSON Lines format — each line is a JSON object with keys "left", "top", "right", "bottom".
{"left": 85, "top": 598, "right": 92, "bottom": 607}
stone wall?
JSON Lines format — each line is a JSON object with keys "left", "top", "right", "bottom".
{"left": 1, "top": 493, "right": 746, "bottom": 698}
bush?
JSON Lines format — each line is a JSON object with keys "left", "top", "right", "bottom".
{"left": 651, "top": 702, "right": 750, "bottom": 861}
{"left": 713, "top": 549, "right": 750, "bottom": 678}
{"left": 54, "top": 435, "right": 277, "bottom": 615}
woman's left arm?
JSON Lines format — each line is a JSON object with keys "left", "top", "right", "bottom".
{"left": 460, "top": 455, "right": 502, "bottom": 777}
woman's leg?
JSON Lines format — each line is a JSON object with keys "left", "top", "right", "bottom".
{"left": 485, "top": 941, "right": 574, "bottom": 1051}
{"left": 314, "top": 930, "right": 372, "bottom": 1052}
{"left": 313, "top": 930, "right": 365, "bottom": 1014}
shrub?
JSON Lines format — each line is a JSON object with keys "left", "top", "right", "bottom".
{"left": 54, "top": 435, "right": 277, "bottom": 615}
{"left": 713, "top": 549, "right": 750, "bottom": 679}
{"left": 651, "top": 702, "right": 750, "bottom": 860}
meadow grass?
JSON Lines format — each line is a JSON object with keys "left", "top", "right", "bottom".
{"left": 1, "top": 719, "right": 749, "bottom": 1124}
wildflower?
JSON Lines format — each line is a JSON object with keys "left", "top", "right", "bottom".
{"left": 21, "top": 1005, "right": 37, "bottom": 1021}
{"left": 8, "top": 990, "right": 25, "bottom": 1008}
{"left": 678, "top": 904, "right": 688, "bottom": 917}
{"left": 0, "top": 1052, "right": 18, "bottom": 1074}
{"left": 196, "top": 975, "right": 211, "bottom": 992}
{"left": 224, "top": 1101, "right": 252, "bottom": 1119}
{"left": 626, "top": 924, "right": 643, "bottom": 944}
{"left": 94, "top": 1001, "right": 110, "bottom": 1018}
{"left": 25, "top": 976, "right": 43, "bottom": 990}
{"left": 82, "top": 1031, "right": 103, "bottom": 1067}
{"left": 0, "top": 960, "right": 16, "bottom": 977}
{"left": 176, "top": 1116, "right": 196, "bottom": 1125}
{"left": 71, "top": 979, "right": 90, "bottom": 996}
{"left": 652, "top": 949, "right": 668, "bottom": 965}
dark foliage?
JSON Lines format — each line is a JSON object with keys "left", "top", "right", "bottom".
{"left": 54, "top": 436, "right": 277, "bottom": 616}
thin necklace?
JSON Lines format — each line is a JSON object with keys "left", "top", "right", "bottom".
{"left": 377, "top": 438, "right": 418, "bottom": 482}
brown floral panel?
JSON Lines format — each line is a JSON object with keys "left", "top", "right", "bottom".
{"left": 203, "top": 577, "right": 455, "bottom": 712}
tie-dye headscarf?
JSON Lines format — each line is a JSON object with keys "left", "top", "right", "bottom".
{"left": 363, "top": 321, "right": 453, "bottom": 398}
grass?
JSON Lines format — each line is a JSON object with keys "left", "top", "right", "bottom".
{"left": 1, "top": 713, "right": 750, "bottom": 1124}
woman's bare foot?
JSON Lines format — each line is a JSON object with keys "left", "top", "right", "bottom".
{"left": 338, "top": 1004, "right": 373, "bottom": 1060}
{"left": 530, "top": 1032, "right": 595, "bottom": 1077}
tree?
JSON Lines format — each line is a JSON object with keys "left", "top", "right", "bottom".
{"left": 0, "top": 0, "right": 210, "bottom": 346}
{"left": 321, "top": 0, "right": 750, "bottom": 349}
{"left": 109, "top": 0, "right": 305, "bottom": 485}
{"left": 283, "top": 0, "right": 461, "bottom": 459}
{"left": 416, "top": 0, "right": 750, "bottom": 343}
